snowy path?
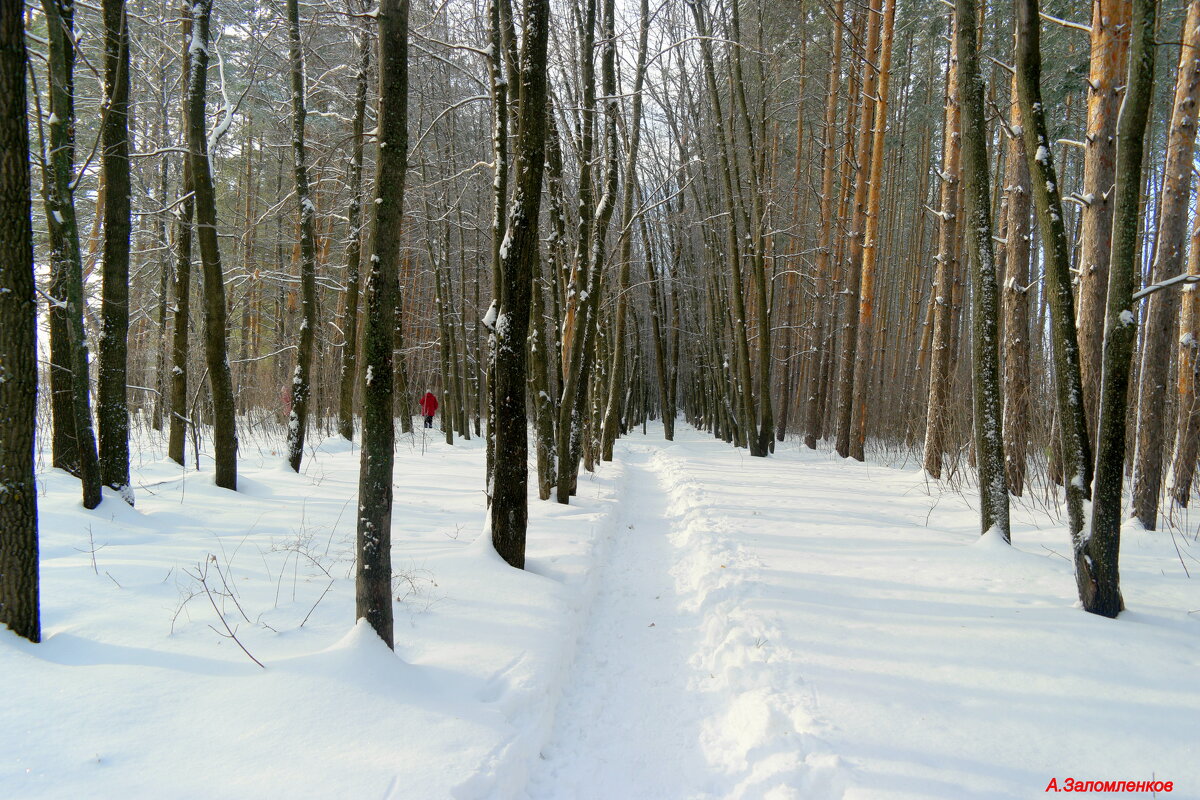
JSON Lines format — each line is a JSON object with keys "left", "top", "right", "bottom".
{"left": 5, "top": 425, "right": 1198, "bottom": 799}
{"left": 524, "top": 445, "right": 722, "bottom": 799}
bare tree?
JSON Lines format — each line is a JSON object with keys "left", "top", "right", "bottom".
{"left": 0, "top": 0, "right": 40, "bottom": 642}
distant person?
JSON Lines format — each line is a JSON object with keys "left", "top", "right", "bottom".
{"left": 419, "top": 390, "right": 439, "bottom": 429}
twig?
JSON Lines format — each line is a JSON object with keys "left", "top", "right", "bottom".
{"left": 194, "top": 558, "right": 266, "bottom": 669}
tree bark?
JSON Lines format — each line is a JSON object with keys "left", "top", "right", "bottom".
{"left": 922, "top": 28, "right": 960, "bottom": 480}
{"left": 186, "top": 0, "right": 238, "bottom": 491}
{"left": 357, "top": 0, "right": 409, "bottom": 648}
{"left": 1088, "top": 0, "right": 1158, "bottom": 619}
{"left": 98, "top": 0, "right": 132, "bottom": 503}
{"left": 1000, "top": 70, "right": 1032, "bottom": 497}
{"left": 1076, "top": 0, "right": 1132, "bottom": 449}
{"left": 1131, "top": 0, "right": 1200, "bottom": 529}
{"left": 491, "top": 0, "right": 552, "bottom": 568}
{"left": 337, "top": 17, "right": 370, "bottom": 442}
{"left": 955, "top": 0, "right": 1009, "bottom": 539}
{"left": 0, "top": 0, "right": 40, "bottom": 642}
{"left": 1170, "top": 213, "right": 1200, "bottom": 505}
{"left": 41, "top": 0, "right": 101, "bottom": 509}
{"left": 284, "top": 0, "right": 319, "bottom": 473}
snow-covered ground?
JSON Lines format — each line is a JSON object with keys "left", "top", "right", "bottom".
{"left": 2, "top": 423, "right": 1197, "bottom": 799}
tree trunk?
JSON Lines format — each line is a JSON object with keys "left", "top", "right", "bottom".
{"left": 955, "top": 0, "right": 1009, "bottom": 539}
{"left": 1076, "top": 0, "right": 1132, "bottom": 449}
{"left": 1088, "top": 0, "right": 1158, "bottom": 619}
{"left": 834, "top": 0, "right": 882, "bottom": 460}
{"left": 923, "top": 29, "right": 960, "bottom": 480}
{"left": 338, "top": 14, "right": 370, "bottom": 442}
{"left": 357, "top": 0, "right": 409, "bottom": 648}
{"left": 1000, "top": 70, "right": 1032, "bottom": 497}
{"left": 1131, "top": 0, "right": 1200, "bottom": 529}
{"left": 284, "top": 0, "right": 319, "bottom": 472}
{"left": 1170, "top": 213, "right": 1200, "bottom": 505}
{"left": 98, "top": 0, "right": 132, "bottom": 504}
{"left": 41, "top": 0, "right": 101, "bottom": 509}
{"left": 186, "top": 0, "right": 238, "bottom": 491}
{"left": 600, "top": 0, "right": 650, "bottom": 461}
{"left": 849, "top": 0, "right": 896, "bottom": 461}
{"left": 0, "top": 0, "right": 40, "bottom": 642}
{"left": 491, "top": 0, "right": 552, "bottom": 567}
{"left": 804, "top": 0, "right": 845, "bottom": 451}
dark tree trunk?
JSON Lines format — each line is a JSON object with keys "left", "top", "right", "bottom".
{"left": 955, "top": 0, "right": 1009, "bottom": 539}
{"left": 1131, "top": 0, "right": 1200, "bottom": 529}
{"left": 41, "top": 0, "right": 101, "bottom": 509}
{"left": 98, "top": 0, "right": 132, "bottom": 503}
{"left": 285, "top": 0, "right": 319, "bottom": 472}
{"left": 1088, "top": 0, "right": 1158, "bottom": 619}
{"left": 167, "top": 153, "right": 194, "bottom": 467}
{"left": 0, "top": 0, "right": 40, "bottom": 642}
{"left": 491, "top": 0, "right": 552, "bottom": 568}
{"left": 356, "top": 0, "right": 409, "bottom": 648}
{"left": 1014, "top": 0, "right": 1093, "bottom": 587}
{"left": 185, "top": 0, "right": 238, "bottom": 491}
{"left": 337, "top": 20, "right": 369, "bottom": 442}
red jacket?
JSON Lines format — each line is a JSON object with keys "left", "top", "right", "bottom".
{"left": 419, "top": 392, "right": 438, "bottom": 416}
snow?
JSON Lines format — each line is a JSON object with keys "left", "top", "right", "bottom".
{"left": 2, "top": 425, "right": 1197, "bottom": 798}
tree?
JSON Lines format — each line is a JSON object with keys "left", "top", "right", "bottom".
{"left": 284, "top": 0, "right": 320, "bottom": 472}
{"left": 999, "top": 68, "right": 1032, "bottom": 497}
{"left": 357, "top": 0, "right": 410, "bottom": 648}
{"left": 922, "top": 24, "right": 960, "bottom": 480}
{"left": 98, "top": 0, "right": 133, "bottom": 504}
{"left": 1088, "top": 0, "right": 1159, "bottom": 618}
{"left": 337, "top": 16, "right": 370, "bottom": 443}
{"left": 490, "top": 0, "right": 553, "bottom": 567}
{"left": 1014, "top": 0, "right": 1095, "bottom": 603}
{"left": 41, "top": 0, "right": 102, "bottom": 509}
{"left": 1130, "top": 0, "right": 1200, "bottom": 530}
{"left": 185, "top": 0, "right": 238, "bottom": 491}
{"left": 955, "top": 0, "right": 1009, "bottom": 539}
{"left": 1075, "top": 0, "right": 1132, "bottom": 447}
{"left": 0, "top": 0, "right": 40, "bottom": 642}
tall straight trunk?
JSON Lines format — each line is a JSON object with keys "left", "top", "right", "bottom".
{"left": 804, "top": 0, "right": 845, "bottom": 450}
{"left": 186, "top": 0, "right": 238, "bottom": 491}
{"left": 729, "top": 0, "right": 774, "bottom": 457}
{"left": 641, "top": 205, "right": 675, "bottom": 441}
{"left": 41, "top": 0, "right": 101, "bottom": 509}
{"left": 338, "top": 16, "right": 370, "bottom": 442}
{"left": 1087, "top": 0, "right": 1157, "bottom": 619}
{"left": 1170, "top": 214, "right": 1200, "bottom": 505}
{"left": 434, "top": 265, "right": 455, "bottom": 445}
{"left": 955, "top": 0, "right": 1009, "bottom": 539}
{"left": 484, "top": 0, "right": 511, "bottom": 498}
{"left": 0, "top": 0, "right": 39, "bottom": 641}
{"left": 848, "top": 0, "right": 896, "bottom": 461}
{"left": 167, "top": 14, "right": 194, "bottom": 467}
{"left": 1131, "top": 0, "right": 1200, "bottom": 529}
{"left": 690, "top": 0, "right": 760, "bottom": 454}
{"left": 1076, "top": 0, "right": 1132, "bottom": 448}
{"left": 529, "top": 254, "right": 556, "bottom": 499}
{"left": 357, "top": 0, "right": 409, "bottom": 648}
{"left": 922, "top": 29, "right": 960, "bottom": 480}
{"left": 284, "top": 0, "right": 319, "bottom": 472}
{"left": 98, "top": 0, "right": 132, "bottom": 503}
{"left": 1000, "top": 70, "right": 1032, "bottom": 497}
{"left": 491, "top": 0, "right": 552, "bottom": 567}
{"left": 834, "top": 0, "right": 883, "bottom": 459}
{"left": 600, "top": 0, "right": 650, "bottom": 461}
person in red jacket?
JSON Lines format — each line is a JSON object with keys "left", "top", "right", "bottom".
{"left": 419, "top": 390, "right": 439, "bottom": 429}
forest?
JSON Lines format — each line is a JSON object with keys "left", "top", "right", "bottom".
{"left": 1, "top": 0, "right": 1199, "bottom": 794}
